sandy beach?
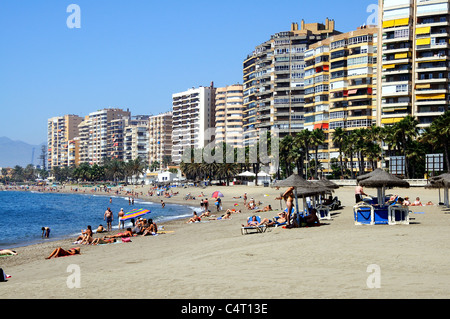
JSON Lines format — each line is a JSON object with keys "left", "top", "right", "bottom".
{"left": 1, "top": 183, "right": 450, "bottom": 299}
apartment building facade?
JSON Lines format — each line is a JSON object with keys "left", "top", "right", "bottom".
{"left": 124, "top": 116, "right": 150, "bottom": 163}
{"left": 77, "top": 108, "right": 131, "bottom": 165}
{"left": 215, "top": 84, "right": 244, "bottom": 147}
{"left": 243, "top": 20, "right": 341, "bottom": 146}
{"left": 47, "top": 114, "right": 83, "bottom": 170}
{"left": 148, "top": 112, "right": 173, "bottom": 169}
{"left": 379, "top": 0, "right": 450, "bottom": 129}
{"left": 304, "top": 26, "right": 378, "bottom": 172}
{"left": 172, "top": 85, "right": 215, "bottom": 164}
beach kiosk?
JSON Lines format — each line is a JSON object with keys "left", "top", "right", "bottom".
{"left": 354, "top": 169, "right": 410, "bottom": 225}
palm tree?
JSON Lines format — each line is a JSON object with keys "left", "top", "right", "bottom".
{"left": 422, "top": 111, "right": 450, "bottom": 172}
{"left": 310, "top": 129, "right": 326, "bottom": 179}
{"left": 393, "top": 116, "right": 419, "bottom": 178}
{"left": 343, "top": 132, "right": 356, "bottom": 179}
{"left": 331, "top": 127, "right": 346, "bottom": 178}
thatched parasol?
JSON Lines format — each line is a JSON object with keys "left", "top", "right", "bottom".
{"left": 273, "top": 174, "right": 329, "bottom": 222}
{"left": 356, "top": 168, "right": 385, "bottom": 182}
{"left": 358, "top": 169, "right": 410, "bottom": 206}
{"left": 427, "top": 173, "right": 450, "bottom": 207}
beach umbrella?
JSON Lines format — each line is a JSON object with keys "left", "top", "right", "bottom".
{"left": 428, "top": 173, "right": 450, "bottom": 207}
{"left": 212, "top": 191, "right": 224, "bottom": 198}
{"left": 273, "top": 174, "right": 329, "bottom": 222}
{"left": 358, "top": 169, "right": 410, "bottom": 206}
{"left": 356, "top": 168, "right": 385, "bottom": 182}
{"left": 120, "top": 208, "right": 151, "bottom": 221}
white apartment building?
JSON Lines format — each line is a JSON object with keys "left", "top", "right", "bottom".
{"left": 78, "top": 108, "right": 131, "bottom": 165}
{"left": 171, "top": 85, "right": 216, "bottom": 164}
{"left": 149, "top": 112, "right": 173, "bottom": 169}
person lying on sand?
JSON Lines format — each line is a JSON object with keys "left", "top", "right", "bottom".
{"left": 91, "top": 238, "right": 116, "bottom": 245}
{"left": 46, "top": 247, "right": 80, "bottom": 259}
{"left": 105, "top": 228, "right": 133, "bottom": 238}
{"left": 254, "top": 205, "right": 272, "bottom": 213}
{"left": 199, "top": 210, "right": 212, "bottom": 218}
{"left": 209, "top": 211, "right": 232, "bottom": 220}
{"left": 0, "top": 249, "right": 18, "bottom": 256}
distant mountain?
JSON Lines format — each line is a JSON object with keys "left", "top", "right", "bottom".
{"left": 0, "top": 137, "right": 46, "bottom": 168}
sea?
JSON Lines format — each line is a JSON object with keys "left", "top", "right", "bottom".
{"left": 0, "top": 190, "right": 197, "bottom": 249}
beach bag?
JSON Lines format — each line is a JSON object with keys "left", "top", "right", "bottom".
{"left": 0, "top": 268, "right": 6, "bottom": 282}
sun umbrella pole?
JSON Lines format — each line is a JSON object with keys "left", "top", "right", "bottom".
{"left": 293, "top": 188, "right": 300, "bottom": 226}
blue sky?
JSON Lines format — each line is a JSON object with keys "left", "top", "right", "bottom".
{"left": 0, "top": 0, "right": 376, "bottom": 145}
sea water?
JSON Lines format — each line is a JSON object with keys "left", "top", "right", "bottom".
{"left": 0, "top": 190, "right": 196, "bottom": 249}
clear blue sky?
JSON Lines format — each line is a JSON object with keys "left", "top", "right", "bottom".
{"left": 0, "top": 0, "right": 376, "bottom": 145}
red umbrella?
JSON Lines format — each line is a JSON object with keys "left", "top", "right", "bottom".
{"left": 212, "top": 191, "right": 224, "bottom": 198}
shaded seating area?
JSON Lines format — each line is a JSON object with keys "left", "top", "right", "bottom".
{"left": 354, "top": 169, "right": 410, "bottom": 225}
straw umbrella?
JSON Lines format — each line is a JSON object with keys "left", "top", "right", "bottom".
{"left": 273, "top": 174, "right": 329, "bottom": 221}
{"left": 428, "top": 173, "right": 450, "bottom": 207}
{"left": 357, "top": 169, "right": 410, "bottom": 206}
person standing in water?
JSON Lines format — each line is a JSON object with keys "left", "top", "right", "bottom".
{"left": 104, "top": 207, "right": 113, "bottom": 232}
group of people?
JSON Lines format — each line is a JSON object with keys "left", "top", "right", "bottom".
{"left": 356, "top": 184, "right": 434, "bottom": 206}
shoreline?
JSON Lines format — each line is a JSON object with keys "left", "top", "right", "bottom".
{"left": 1, "top": 184, "right": 450, "bottom": 299}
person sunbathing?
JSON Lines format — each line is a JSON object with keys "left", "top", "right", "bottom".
{"left": 411, "top": 197, "right": 423, "bottom": 206}
{"left": 290, "top": 209, "right": 321, "bottom": 228}
{"left": 209, "top": 211, "right": 232, "bottom": 220}
{"left": 75, "top": 225, "right": 93, "bottom": 242}
{"left": 186, "top": 212, "right": 201, "bottom": 223}
{"left": 199, "top": 210, "right": 212, "bottom": 218}
{"left": 242, "top": 215, "right": 260, "bottom": 227}
{"left": 91, "top": 237, "right": 116, "bottom": 245}
{"left": 0, "top": 249, "right": 18, "bottom": 256}
{"left": 254, "top": 205, "right": 272, "bottom": 213}
{"left": 142, "top": 219, "right": 158, "bottom": 236}
{"left": 46, "top": 247, "right": 80, "bottom": 259}
{"left": 260, "top": 212, "right": 287, "bottom": 226}
{"left": 105, "top": 228, "right": 133, "bottom": 238}
{"left": 225, "top": 208, "right": 241, "bottom": 214}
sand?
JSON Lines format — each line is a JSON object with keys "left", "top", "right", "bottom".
{"left": 1, "top": 183, "right": 450, "bottom": 299}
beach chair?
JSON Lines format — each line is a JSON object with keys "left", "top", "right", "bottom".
{"left": 353, "top": 202, "right": 374, "bottom": 225}
{"left": 316, "top": 204, "right": 331, "bottom": 220}
{"left": 388, "top": 205, "right": 410, "bottom": 225}
{"left": 272, "top": 216, "right": 287, "bottom": 227}
{"left": 373, "top": 207, "right": 389, "bottom": 225}
{"left": 241, "top": 216, "right": 267, "bottom": 235}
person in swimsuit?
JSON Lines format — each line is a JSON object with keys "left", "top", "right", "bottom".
{"left": 118, "top": 208, "right": 125, "bottom": 229}
{"left": 41, "top": 226, "right": 50, "bottom": 238}
{"left": 0, "top": 249, "right": 17, "bottom": 256}
{"left": 46, "top": 247, "right": 80, "bottom": 259}
{"left": 283, "top": 187, "right": 295, "bottom": 226}
{"left": 105, "top": 228, "right": 133, "bottom": 238}
{"left": 104, "top": 207, "right": 113, "bottom": 231}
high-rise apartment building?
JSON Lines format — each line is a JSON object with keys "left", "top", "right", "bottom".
{"left": 304, "top": 26, "right": 378, "bottom": 172}
{"left": 172, "top": 85, "right": 216, "bottom": 164}
{"left": 379, "top": 0, "right": 450, "bottom": 129}
{"left": 149, "top": 112, "right": 173, "bottom": 169}
{"left": 215, "top": 84, "right": 244, "bottom": 147}
{"left": 47, "top": 114, "right": 83, "bottom": 170}
{"left": 124, "top": 115, "right": 150, "bottom": 163}
{"left": 78, "top": 108, "right": 131, "bottom": 165}
{"left": 243, "top": 20, "right": 341, "bottom": 146}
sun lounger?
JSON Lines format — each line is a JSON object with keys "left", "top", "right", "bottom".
{"left": 353, "top": 202, "right": 374, "bottom": 225}
{"left": 316, "top": 204, "right": 331, "bottom": 220}
{"left": 241, "top": 216, "right": 267, "bottom": 235}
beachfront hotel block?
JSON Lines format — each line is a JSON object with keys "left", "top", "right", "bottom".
{"left": 171, "top": 85, "right": 216, "bottom": 164}
{"left": 378, "top": 0, "right": 450, "bottom": 129}
{"left": 77, "top": 108, "right": 131, "bottom": 165}
{"left": 47, "top": 114, "right": 83, "bottom": 170}
{"left": 215, "top": 84, "right": 244, "bottom": 147}
{"left": 242, "top": 19, "right": 341, "bottom": 146}
{"left": 304, "top": 26, "right": 378, "bottom": 173}
{"left": 148, "top": 112, "right": 173, "bottom": 169}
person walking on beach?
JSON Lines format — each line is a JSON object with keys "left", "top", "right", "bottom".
{"left": 104, "top": 207, "right": 113, "bottom": 232}
{"left": 118, "top": 208, "right": 125, "bottom": 229}
{"left": 282, "top": 187, "right": 295, "bottom": 227}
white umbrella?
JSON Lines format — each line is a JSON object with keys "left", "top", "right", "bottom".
{"left": 238, "top": 171, "right": 256, "bottom": 177}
